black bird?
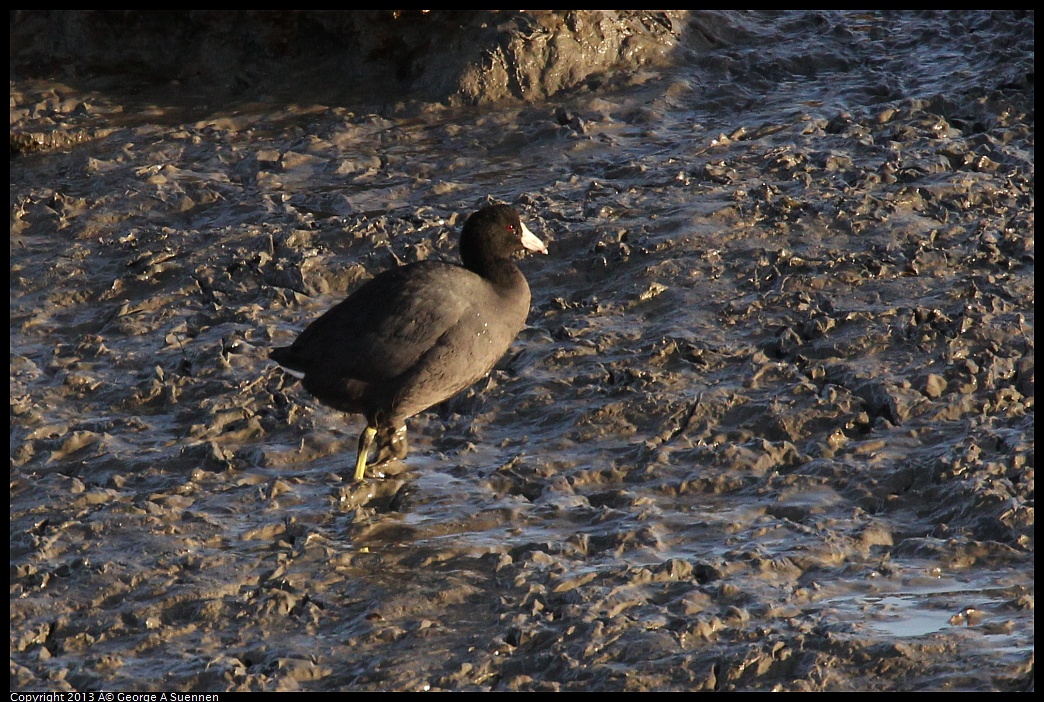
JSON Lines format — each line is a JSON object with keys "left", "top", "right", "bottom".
{"left": 270, "top": 204, "right": 547, "bottom": 482}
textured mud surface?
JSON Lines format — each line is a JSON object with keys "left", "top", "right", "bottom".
{"left": 10, "top": 10, "right": 1034, "bottom": 691}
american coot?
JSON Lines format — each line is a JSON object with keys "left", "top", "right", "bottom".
{"left": 271, "top": 204, "right": 547, "bottom": 482}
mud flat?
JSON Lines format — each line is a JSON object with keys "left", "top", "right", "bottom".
{"left": 10, "top": 11, "right": 1033, "bottom": 691}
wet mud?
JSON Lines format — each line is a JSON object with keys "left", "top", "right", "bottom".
{"left": 10, "top": 10, "right": 1034, "bottom": 691}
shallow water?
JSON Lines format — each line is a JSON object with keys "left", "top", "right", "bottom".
{"left": 10, "top": 10, "right": 1033, "bottom": 691}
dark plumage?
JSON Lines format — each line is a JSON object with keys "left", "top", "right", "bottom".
{"left": 270, "top": 204, "right": 547, "bottom": 481}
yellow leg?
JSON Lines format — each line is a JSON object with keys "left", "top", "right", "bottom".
{"left": 354, "top": 425, "right": 377, "bottom": 482}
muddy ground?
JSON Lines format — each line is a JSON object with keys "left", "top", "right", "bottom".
{"left": 10, "top": 10, "right": 1034, "bottom": 691}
